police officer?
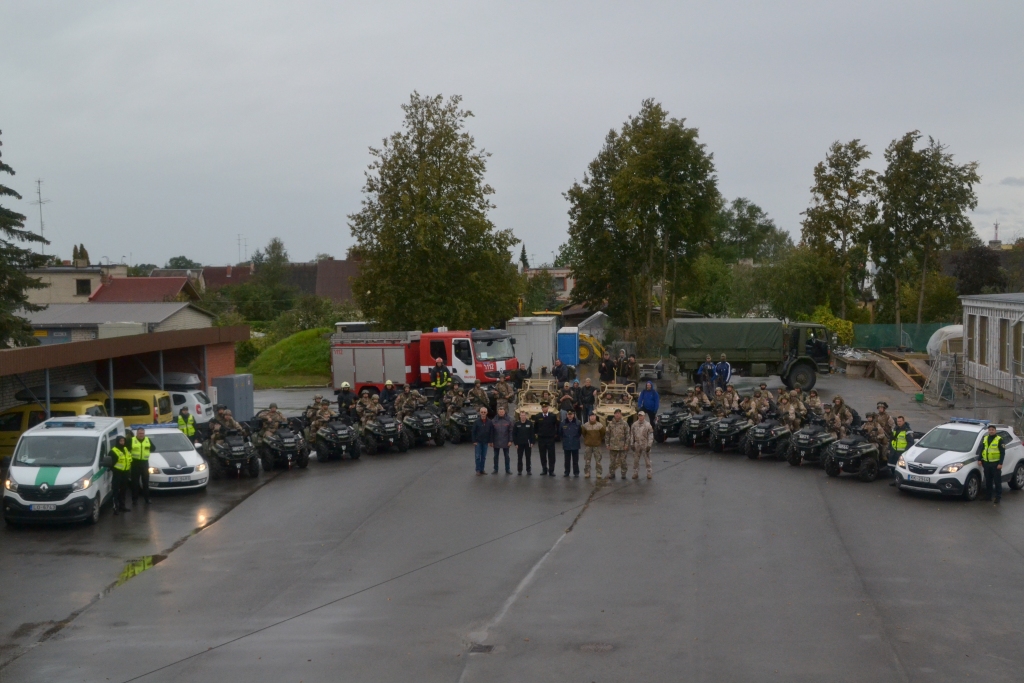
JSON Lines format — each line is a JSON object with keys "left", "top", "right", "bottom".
{"left": 430, "top": 358, "right": 452, "bottom": 405}
{"left": 109, "top": 435, "right": 132, "bottom": 514}
{"left": 177, "top": 407, "right": 196, "bottom": 439}
{"left": 131, "top": 427, "right": 153, "bottom": 505}
{"left": 888, "top": 415, "right": 915, "bottom": 484}
{"left": 976, "top": 424, "right": 1005, "bottom": 504}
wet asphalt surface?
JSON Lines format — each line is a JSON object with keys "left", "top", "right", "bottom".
{"left": 2, "top": 376, "right": 1024, "bottom": 682}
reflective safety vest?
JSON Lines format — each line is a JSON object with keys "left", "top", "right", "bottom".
{"left": 111, "top": 446, "right": 132, "bottom": 471}
{"left": 891, "top": 429, "right": 908, "bottom": 452}
{"left": 431, "top": 368, "right": 452, "bottom": 390}
{"left": 177, "top": 414, "right": 196, "bottom": 437}
{"left": 131, "top": 437, "right": 152, "bottom": 461}
{"left": 981, "top": 434, "right": 1003, "bottom": 463}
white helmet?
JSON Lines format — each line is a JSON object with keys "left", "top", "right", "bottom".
{"left": 341, "top": 382, "right": 351, "bottom": 389}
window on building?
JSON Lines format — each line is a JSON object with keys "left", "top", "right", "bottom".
{"left": 75, "top": 279, "right": 92, "bottom": 296}
{"left": 967, "top": 315, "right": 976, "bottom": 362}
{"left": 979, "top": 316, "right": 989, "bottom": 366}
{"left": 1014, "top": 322, "right": 1022, "bottom": 376}
{"left": 1000, "top": 319, "right": 1009, "bottom": 372}
{"left": 552, "top": 277, "right": 567, "bottom": 291}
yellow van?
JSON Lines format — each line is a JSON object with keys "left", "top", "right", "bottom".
{"left": 0, "top": 400, "right": 108, "bottom": 461}
{"left": 85, "top": 389, "right": 173, "bottom": 428}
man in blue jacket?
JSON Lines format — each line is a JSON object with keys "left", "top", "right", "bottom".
{"left": 637, "top": 381, "right": 660, "bottom": 424}
{"left": 472, "top": 407, "right": 494, "bottom": 476}
{"left": 560, "top": 410, "right": 581, "bottom": 477}
{"left": 715, "top": 354, "right": 731, "bottom": 391}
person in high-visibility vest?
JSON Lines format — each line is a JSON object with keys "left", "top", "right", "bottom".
{"left": 177, "top": 407, "right": 196, "bottom": 438}
{"left": 429, "top": 358, "right": 452, "bottom": 406}
{"left": 888, "top": 415, "right": 915, "bottom": 485}
{"left": 975, "top": 424, "right": 1005, "bottom": 504}
{"left": 109, "top": 435, "right": 132, "bottom": 514}
{"left": 130, "top": 427, "right": 153, "bottom": 505}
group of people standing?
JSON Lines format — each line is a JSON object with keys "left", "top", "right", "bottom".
{"left": 108, "top": 427, "right": 155, "bottom": 514}
{"left": 470, "top": 403, "right": 656, "bottom": 481}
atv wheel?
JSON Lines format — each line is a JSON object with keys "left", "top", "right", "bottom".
{"left": 823, "top": 455, "right": 841, "bottom": 477}
{"left": 362, "top": 434, "right": 378, "bottom": 455}
{"left": 654, "top": 427, "right": 667, "bottom": 444}
{"left": 963, "top": 471, "right": 980, "bottom": 501}
{"left": 745, "top": 439, "right": 758, "bottom": 460}
{"left": 260, "top": 447, "right": 274, "bottom": 473}
{"left": 711, "top": 438, "right": 723, "bottom": 453}
{"left": 349, "top": 439, "right": 362, "bottom": 460}
{"left": 397, "top": 430, "right": 411, "bottom": 453}
{"left": 448, "top": 425, "right": 462, "bottom": 444}
{"left": 315, "top": 438, "right": 330, "bottom": 462}
{"left": 247, "top": 457, "right": 260, "bottom": 478}
{"left": 296, "top": 450, "right": 309, "bottom": 469}
{"left": 787, "top": 445, "right": 803, "bottom": 467}
{"left": 209, "top": 458, "right": 224, "bottom": 480}
{"left": 1010, "top": 461, "right": 1024, "bottom": 490}
{"left": 776, "top": 439, "right": 791, "bottom": 461}
{"left": 434, "top": 431, "right": 446, "bottom": 447}
{"left": 858, "top": 456, "right": 879, "bottom": 482}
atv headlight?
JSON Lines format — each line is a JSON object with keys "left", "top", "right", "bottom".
{"left": 4, "top": 477, "right": 17, "bottom": 492}
{"left": 939, "top": 462, "right": 964, "bottom": 474}
{"left": 897, "top": 456, "right": 906, "bottom": 468}
{"left": 196, "top": 462, "right": 207, "bottom": 472}
{"left": 72, "top": 475, "right": 93, "bottom": 491}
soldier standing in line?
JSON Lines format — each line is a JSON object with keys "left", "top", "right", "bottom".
{"left": 494, "top": 376, "right": 515, "bottom": 414}
{"left": 580, "top": 412, "right": 606, "bottom": 480}
{"left": 629, "top": 411, "right": 655, "bottom": 480}
{"left": 605, "top": 409, "right": 630, "bottom": 480}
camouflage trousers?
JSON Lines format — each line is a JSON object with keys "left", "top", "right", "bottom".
{"left": 632, "top": 447, "right": 652, "bottom": 478}
{"left": 496, "top": 399, "right": 514, "bottom": 415}
{"left": 583, "top": 446, "right": 603, "bottom": 478}
{"left": 608, "top": 450, "right": 628, "bottom": 477}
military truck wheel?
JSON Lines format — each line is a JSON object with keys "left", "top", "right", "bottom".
{"left": 788, "top": 363, "right": 816, "bottom": 391}
{"left": 787, "top": 445, "right": 802, "bottom": 467}
{"left": 654, "top": 427, "right": 667, "bottom": 443}
{"left": 858, "top": 457, "right": 879, "bottom": 482}
{"left": 824, "top": 455, "right": 841, "bottom": 477}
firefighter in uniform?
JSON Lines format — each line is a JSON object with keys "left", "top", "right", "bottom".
{"left": 976, "top": 424, "right": 1005, "bottom": 504}
{"left": 110, "top": 435, "right": 132, "bottom": 514}
{"left": 177, "top": 407, "right": 196, "bottom": 439}
{"left": 130, "top": 427, "right": 153, "bottom": 505}
{"left": 430, "top": 359, "right": 452, "bottom": 406}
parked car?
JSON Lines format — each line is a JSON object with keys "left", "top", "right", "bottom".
{"left": 86, "top": 389, "right": 173, "bottom": 429}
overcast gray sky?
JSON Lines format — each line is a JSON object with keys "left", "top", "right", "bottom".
{"left": 1, "top": 1, "right": 1022, "bottom": 268}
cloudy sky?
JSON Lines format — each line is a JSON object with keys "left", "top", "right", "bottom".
{"left": 1, "top": 1, "right": 1022, "bottom": 267}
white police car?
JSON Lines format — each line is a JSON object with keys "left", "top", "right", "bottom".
{"left": 137, "top": 424, "right": 209, "bottom": 491}
{"left": 893, "top": 418, "right": 1024, "bottom": 501}
{"left": 3, "top": 416, "right": 124, "bottom": 525}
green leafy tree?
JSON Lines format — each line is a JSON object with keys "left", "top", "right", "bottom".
{"left": 166, "top": 255, "right": 202, "bottom": 269}
{"left": 522, "top": 269, "right": 560, "bottom": 313}
{"left": 685, "top": 254, "right": 733, "bottom": 316}
{"left": 565, "top": 100, "right": 720, "bottom": 335}
{"left": 951, "top": 246, "right": 1007, "bottom": 295}
{"left": 349, "top": 93, "right": 519, "bottom": 330}
{"left": 0, "top": 131, "right": 49, "bottom": 347}
{"left": 712, "top": 198, "right": 792, "bottom": 264}
{"left": 78, "top": 243, "right": 90, "bottom": 264}
{"left": 761, "top": 245, "right": 839, "bottom": 321}
{"left": 228, "top": 237, "right": 297, "bottom": 321}
{"left": 873, "top": 132, "right": 980, "bottom": 324}
{"left": 800, "top": 140, "right": 878, "bottom": 320}
{"left": 128, "top": 263, "right": 158, "bottom": 277}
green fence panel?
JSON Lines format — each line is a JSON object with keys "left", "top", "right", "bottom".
{"left": 852, "top": 324, "right": 947, "bottom": 352}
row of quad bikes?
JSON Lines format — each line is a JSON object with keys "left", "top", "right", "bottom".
{"left": 202, "top": 402, "right": 493, "bottom": 479}
{"left": 654, "top": 400, "right": 893, "bottom": 483}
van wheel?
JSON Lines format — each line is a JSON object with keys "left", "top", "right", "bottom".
{"left": 858, "top": 457, "right": 879, "bottom": 483}
{"left": 1009, "top": 461, "right": 1024, "bottom": 490}
{"left": 87, "top": 495, "right": 101, "bottom": 525}
{"left": 824, "top": 456, "right": 841, "bottom": 477}
{"left": 962, "top": 472, "right": 980, "bottom": 501}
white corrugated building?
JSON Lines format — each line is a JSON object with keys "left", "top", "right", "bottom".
{"left": 961, "top": 293, "right": 1024, "bottom": 398}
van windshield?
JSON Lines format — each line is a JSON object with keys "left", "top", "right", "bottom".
{"left": 147, "top": 432, "right": 196, "bottom": 452}
{"left": 915, "top": 427, "right": 978, "bottom": 453}
{"left": 474, "top": 338, "right": 515, "bottom": 361}
{"left": 13, "top": 435, "right": 97, "bottom": 467}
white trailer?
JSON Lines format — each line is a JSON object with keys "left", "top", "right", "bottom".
{"left": 506, "top": 316, "right": 558, "bottom": 372}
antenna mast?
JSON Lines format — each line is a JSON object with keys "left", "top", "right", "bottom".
{"left": 30, "top": 179, "right": 50, "bottom": 255}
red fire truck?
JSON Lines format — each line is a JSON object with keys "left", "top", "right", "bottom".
{"left": 331, "top": 328, "right": 520, "bottom": 396}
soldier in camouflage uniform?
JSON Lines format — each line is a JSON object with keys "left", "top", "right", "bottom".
{"left": 493, "top": 377, "right": 515, "bottom": 414}
{"left": 875, "top": 402, "right": 895, "bottom": 440}
{"left": 805, "top": 390, "right": 824, "bottom": 417}
{"left": 863, "top": 412, "right": 890, "bottom": 462}
{"left": 355, "top": 391, "right": 374, "bottom": 425}
{"left": 687, "top": 386, "right": 711, "bottom": 413}
{"left": 393, "top": 385, "right": 411, "bottom": 415}
{"left": 789, "top": 390, "right": 807, "bottom": 423}
{"left": 823, "top": 404, "right": 843, "bottom": 439}
{"left": 605, "top": 409, "right": 630, "bottom": 480}
{"left": 629, "top": 411, "right": 655, "bottom": 480}
{"left": 778, "top": 396, "right": 801, "bottom": 433}
{"left": 310, "top": 399, "right": 334, "bottom": 431}
{"left": 468, "top": 380, "right": 489, "bottom": 411}
{"left": 304, "top": 394, "right": 324, "bottom": 422}
{"left": 724, "top": 385, "right": 741, "bottom": 412}
{"left": 831, "top": 395, "right": 854, "bottom": 438}
{"left": 361, "top": 394, "right": 384, "bottom": 426}
{"left": 259, "top": 403, "right": 286, "bottom": 439}
{"left": 712, "top": 388, "right": 730, "bottom": 418}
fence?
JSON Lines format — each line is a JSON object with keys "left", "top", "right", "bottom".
{"left": 852, "top": 324, "right": 948, "bottom": 352}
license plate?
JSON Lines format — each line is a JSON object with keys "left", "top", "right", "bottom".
{"left": 168, "top": 476, "right": 191, "bottom": 482}
{"left": 236, "top": 463, "right": 242, "bottom": 469}
{"left": 389, "top": 438, "right": 394, "bottom": 443}
{"left": 426, "top": 432, "right": 432, "bottom": 438}
{"left": 908, "top": 474, "right": 929, "bottom": 483}
{"left": 30, "top": 504, "right": 56, "bottom": 511}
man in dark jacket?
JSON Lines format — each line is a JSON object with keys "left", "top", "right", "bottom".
{"left": 490, "top": 407, "right": 513, "bottom": 474}
{"left": 379, "top": 380, "right": 399, "bottom": 408}
{"left": 598, "top": 352, "right": 616, "bottom": 384}
{"left": 561, "top": 410, "right": 582, "bottom": 477}
{"left": 887, "top": 415, "right": 915, "bottom": 484}
{"left": 552, "top": 359, "right": 569, "bottom": 385}
{"left": 580, "top": 377, "right": 598, "bottom": 422}
{"left": 533, "top": 402, "right": 560, "bottom": 476}
{"left": 471, "top": 407, "right": 494, "bottom": 476}
{"left": 513, "top": 410, "right": 535, "bottom": 475}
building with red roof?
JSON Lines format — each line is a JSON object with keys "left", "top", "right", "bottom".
{"left": 89, "top": 277, "right": 200, "bottom": 303}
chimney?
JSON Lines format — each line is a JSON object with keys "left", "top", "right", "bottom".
{"left": 226, "top": 265, "right": 232, "bottom": 278}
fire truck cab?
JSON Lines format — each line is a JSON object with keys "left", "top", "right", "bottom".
{"left": 331, "top": 328, "right": 519, "bottom": 396}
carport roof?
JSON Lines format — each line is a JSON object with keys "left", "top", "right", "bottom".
{"left": 24, "top": 303, "right": 211, "bottom": 328}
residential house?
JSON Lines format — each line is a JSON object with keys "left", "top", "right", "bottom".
{"left": 24, "top": 264, "right": 129, "bottom": 305}
{"left": 24, "top": 302, "right": 215, "bottom": 345}
{"left": 89, "top": 277, "right": 201, "bottom": 303}
{"left": 149, "top": 268, "right": 205, "bottom": 291}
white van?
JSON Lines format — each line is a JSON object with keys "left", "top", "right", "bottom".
{"left": 2, "top": 416, "right": 124, "bottom": 525}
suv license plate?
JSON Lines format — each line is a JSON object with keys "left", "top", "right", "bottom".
{"left": 168, "top": 476, "right": 191, "bottom": 482}
{"left": 426, "top": 432, "right": 431, "bottom": 438}
{"left": 907, "top": 474, "right": 929, "bottom": 483}
{"left": 30, "top": 504, "right": 56, "bottom": 511}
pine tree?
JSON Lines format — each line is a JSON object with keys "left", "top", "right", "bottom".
{"left": 79, "top": 243, "right": 90, "bottom": 265}
{"left": 0, "top": 131, "right": 50, "bottom": 347}
{"left": 519, "top": 244, "right": 529, "bottom": 270}
{"left": 72, "top": 244, "right": 80, "bottom": 261}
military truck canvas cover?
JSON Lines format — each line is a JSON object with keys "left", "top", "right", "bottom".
{"left": 665, "top": 319, "right": 784, "bottom": 360}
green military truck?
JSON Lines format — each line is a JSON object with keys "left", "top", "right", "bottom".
{"left": 664, "top": 318, "right": 832, "bottom": 390}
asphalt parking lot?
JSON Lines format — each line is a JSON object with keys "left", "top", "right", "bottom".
{"left": 2, "top": 375, "right": 1023, "bottom": 682}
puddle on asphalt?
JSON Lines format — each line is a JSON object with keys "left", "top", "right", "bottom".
{"left": 115, "top": 554, "right": 167, "bottom": 586}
